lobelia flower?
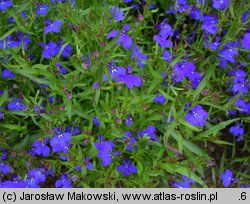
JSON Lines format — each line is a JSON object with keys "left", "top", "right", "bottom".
{"left": 219, "top": 47, "right": 239, "bottom": 64}
{"left": 122, "top": 131, "right": 135, "bottom": 150}
{"left": 0, "top": 112, "right": 4, "bottom": 120}
{"left": 230, "top": 122, "right": 244, "bottom": 141}
{"left": 25, "top": 177, "right": 40, "bottom": 188}
{"left": 221, "top": 169, "right": 237, "bottom": 187}
{"left": 0, "top": 163, "right": 10, "bottom": 174}
{"left": 0, "top": 176, "right": 26, "bottom": 188}
{"left": 44, "top": 19, "right": 63, "bottom": 34}
{"left": 41, "top": 41, "right": 60, "bottom": 59}
{"left": 0, "top": 0, "right": 13, "bottom": 12}
{"left": 28, "top": 168, "right": 46, "bottom": 184}
{"left": 50, "top": 131, "right": 71, "bottom": 153}
{"left": 117, "top": 159, "right": 137, "bottom": 176}
{"left": 92, "top": 82, "right": 100, "bottom": 89}
{"left": 2, "top": 68, "right": 15, "bottom": 79}
{"left": 8, "top": 97, "right": 27, "bottom": 111}
{"left": 117, "top": 65, "right": 142, "bottom": 89}
{"left": 125, "top": 114, "right": 133, "bottom": 126}
{"left": 93, "top": 116, "right": 100, "bottom": 127}
{"left": 176, "top": 0, "right": 190, "bottom": 13}
{"left": 55, "top": 62, "right": 68, "bottom": 74}
{"left": 232, "top": 79, "right": 249, "bottom": 94}
{"left": 110, "top": 6, "right": 124, "bottom": 21}
{"left": 242, "top": 33, "right": 250, "bottom": 49}
{"left": 172, "top": 61, "right": 196, "bottom": 82}
{"left": 55, "top": 174, "right": 72, "bottom": 188}
{"left": 61, "top": 44, "right": 72, "bottom": 58}
{"left": 153, "top": 95, "right": 166, "bottom": 104}
{"left": 83, "top": 157, "right": 94, "bottom": 170}
{"left": 65, "top": 125, "right": 81, "bottom": 136}
{"left": 97, "top": 151, "right": 117, "bottom": 166}
{"left": 36, "top": 3, "right": 49, "bottom": 15}
{"left": 185, "top": 104, "right": 208, "bottom": 126}
{"left": 32, "top": 138, "right": 51, "bottom": 157}
{"left": 212, "top": 0, "right": 229, "bottom": 10}
{"left": 201, "top": 15, "right": 218, "bottom": 35}
{"left": 153, "top": 34, "right": 173, "bottom": 49}
{"left": 95, "top": 135, "right": 114, "bottom": 153}
{"left": 139, "top": 125, "right": 158, "bottom": 141}
{"left": 104, "top": 60, "right": 126, "bottom": 81}
{"left": 131, "top": 44, "right": 147, "bottom": 68}
{"left": 189, "top": 8, "right": 203, "bottom": 21}
{"left": 107, "top": 24, "right": 132, "bottom": 50}
{"left": 173, "top": 175, "right": 195, "bottom": 188}
{"left": 157, "top": 19, "right": 173, "bottom": 39}
{"left": 208, "top": 36, "right": 221, "bottom": 50}
{"left": 162, "top": 50, "right": 171, "bottom": 64}
{"left": 233, "top": 69, "right": 246, "bottom": 83}
{"left": 186, "top": 71, "right": 203, "bottom": 89}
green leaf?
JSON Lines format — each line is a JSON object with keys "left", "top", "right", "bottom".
{"left": 0, "top": 90, "right": 8, "bottom": 106}
{"left": 193, "top": 118, "right": 240, "bottom": 140}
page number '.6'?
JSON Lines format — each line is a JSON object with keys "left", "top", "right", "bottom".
{"left": 240, "top": 192, "right": 246, "bottom": 200}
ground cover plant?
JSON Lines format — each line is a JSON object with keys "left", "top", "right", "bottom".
{"left": 0, "top": 0, "right": 249, "bottom": 188}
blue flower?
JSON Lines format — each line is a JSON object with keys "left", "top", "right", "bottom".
{"left": 189, "top": 8, "right": 203, "bottom": 21}
{"left": 153, "top": 35, "right": 173, "bottom": 48}
{"left": 176, "top": 0, "right": 190, "bottom": 13}
{"left": 93, "top": 116, "right": 100, "bottom": 127}
{"left": 212, "top": 0, "right": 229, "bottom": 10}
{"left": 158, "top": 20, "right": 173, "bottom": 38}
{"left": 32, "top": 138, "right": 51, "bottom": 157}
{"left": 104, "top": 60, "right": 126, "bottom": 81}
{"left": 8, "top": 98, "right": 27, "bottom": 111}
{"left": 173, "top": 175, "right": 195, "bottom": 188}
{"left": 125, "top": 114, "right": 133, "bottom": 126}
{"left": 84, "top": 157, "right": 94, "bottom": 170}
{"left": 36, "top": 3, "right": 49, "bottom": 15}
{"left": 117, "top": 159, "right": 137, "bottom": 176}
{"left": 92, "top": 82, "right": 100, "bottom": 89}
{"left": 201, "top": 15, "right": 218, "bottom": 34}
{"left": 185, "top": 105, "right": 208, "bottom": 126}
{"left": 97, "top": 151, "right": 114, "bottom": 166}
{"left": 122, "top": 131, "right": 135, "bottom": 150}
{"left": 131, "top": 44, "right": 147, "bottom": 68}
{"left": 162, "top": 50, "right": 171, "bottom": 64}
{"left": 95, "top": 135, "right": 114, "bottom": 153}
{"left": 153, "top": 95, "right": 166, "bottom": 105}
{"left": 139, "top": 125, "right": 158, "bottom": 141}
{"left": 28, "top": 168, "right": 46, "bottom": 183}
{"left": 25, "top": 177, "right": 40, "bottom": 188}
{"left": 55, "top": 62, "right": 68, "bottom": 74}
{"left": 242, "top": 33, "right": 250, "bottom": 49}
{"left": 2, "top": 68, "right": 15, "bottom": 79}
{"left": 41, "top": 41, "right": 60, "bottom": 59}
{"left": 55, "top": 174, "right": 72, "bottom": 188}
{"left": 0, "top": 176, "right": 26, "bottom": 188}
{"left": 50, "top": 131, "right": 71, "bottom": 153}
{"left": 117, "top": 73, "right": 142, "bottom": 89}
{"left": 232, "top": 79, "right": 249, "bottom": 94}
{"left": 172, "top": 61, "right": 196, "bottom": 82}
{"left": 0, "top": 0, "right": 13, "bottom": 12}
{"left": 110, "top": 6, "right": 124, "bottom": 21}
{"left": 61, "top": 44, "right": 72, "bottom": 58}
{"left": 219, "top": 47, "right": 239, "bottom": 63}
{"left": 44, "top": 19, "right": 63, "bottom": 34}
{"left": 65, "top": 125, "right": 81, "bottom": 136}
{"left": 107, "top": 24, "right": 132, "bottom": 50}
{"left": 221, "top": 169, "right": 237, "bottom": 187}
{"left": 230, "top": 123, "right": 244, "bottom": 141}
{"left": 0, "top": 163, "right": 10, "bottom": 174}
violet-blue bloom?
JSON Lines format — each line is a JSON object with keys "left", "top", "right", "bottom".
{"left": 201, "top": 15, "right": 218, "bottom": 35}
{"left": 185, "top": 104, "right": 208, "bottom": 126}
{"left": 230, "top": 122, "right": 244, "bottom": 141}
{"left": 153, "top": 35, "right": 173, "bottom": 48}
{"left": 41, "top": 41, "right": 60, "bottom": 59}
{"left": 221, "top": 169, "right": 237, "bottom": 187}
{"left": 125, "top": 114, "right": 133, "bottom": 126}
{"left": 2, "top": 68, "right": 15, "bottom": 79}
{"left": 107, "top": 24, "right": 132, "bottom": 50}
{"left": 242, "top": 33, "right": 250, "bottom": 49}
{"left": 162, "top": 50, "right": 171, "bottom": 63}
{"left": 110, "top": 6, "right": 124, "bottom": 21}
{"left": 104, "top": 60, "right": 126, "bottom": 81}
{"left": 32, "top": 138, "right": 50, "bottom": 157}
{"left": 50, "top": 132, "right": 71, "bottom": 153}
{"left": 117, "top": 159, "right": 137, "bottom": 176}
{"left": 212, "top": 0, "right": 229, "bottom": 10}
{"left": 172, "top": 61, "right": 196, "bottom": 82}
{"left": 95, "top": 135, "right": 114, "bottom": 153}
{"left": 8, "top": 98, "right": 27, "bottom": 111}
{"left": 28, "top": 168, "right": 46, "bottom": 183}
{"left": 0, "top": 0, "right": 13, "bottom": 11}
{"left": 61, "top": 44, "right": 72, "bottom": 58}
{"left": 131, "top": 44, "right": 147, "bottom": 68}
{"left": 117, "top": 73, "right": 142, "bottom": 89}
{"left": 139, "top": 125, "right": 158, "bottom": 140}
{"left": 153, "top": 95, "right": 166, "bottom": 104}
{"left": 173, "top": 175, "right": 195, "bottom": 188}
{"left": 36, "top": 3, "right": 49, "bottom": 15}
{"left": 93, "top": 116, "right": 100, "bottom": 127}
{"left": 0, "top": 163, "right": 10, "bottom": 174}
{"left": 55, "top": 174, "right": 72, "bottom": 188}
{"left": 44, "top": 20, "right": 63, "bottom": 34}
